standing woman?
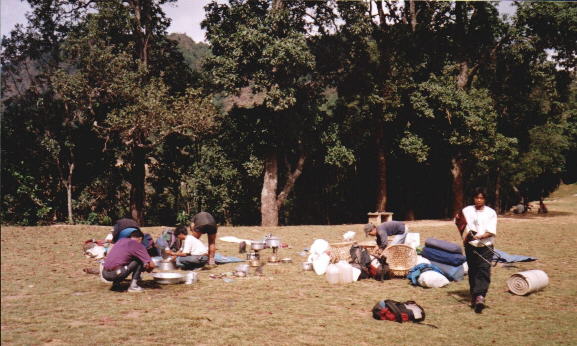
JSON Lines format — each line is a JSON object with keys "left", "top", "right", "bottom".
{"left": 458, "top": 188, "right": 497, "bottom": 313}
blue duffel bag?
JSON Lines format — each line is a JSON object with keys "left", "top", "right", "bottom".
{"left": 421, "top": 246, "right": 466, "bottom": 267}
{"left": 424, "top": 237, "right": 463, "bottom": 254}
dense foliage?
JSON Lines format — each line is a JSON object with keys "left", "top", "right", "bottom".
{"left": 2, "top": 0, "right": 576, "bottom": 226}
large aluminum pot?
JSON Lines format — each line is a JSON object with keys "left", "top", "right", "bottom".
{"left": 265, "top": 236, "right": 281, "bottom": 248}
{"left": 251, "top": 241, "right": 265, "bottom": 251}
{"left": 157, "top": 260, "right": 176, "bottom": 271}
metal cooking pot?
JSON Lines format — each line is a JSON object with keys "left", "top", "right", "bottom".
{"left": 157, "top": 260, "right": 176, "bottom": 271}
{"left": 302, "top": 262, "right": 313, "bottom": 271}
{"left": 246, "top": 252, "right": 259, "bottom": 261}
{"left": 265, "top": 236, "right": 281, "bottom": 248}
{"left": 251, "top": 241, "right": 265, "bottom": 251}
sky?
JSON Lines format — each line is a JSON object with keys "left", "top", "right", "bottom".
{"left": 1, "top": 0, "right": 213, "bottom": 42}
{"left": 1, "top": 0, "right": 516, "bottom": 43}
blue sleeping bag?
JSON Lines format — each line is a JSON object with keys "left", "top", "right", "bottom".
{"left": 425, "top": 238, "right": 463, "bottom": 254}
{"left": 421, "top": 246, "right": 466, "bottom": 266}
{"left": 428, "top": 260, "right": 465, "bottom": 281}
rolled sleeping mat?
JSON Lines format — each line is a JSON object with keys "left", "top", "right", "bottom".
{"left": 424, "top": 237, "right": 463, "bottom": 254}
{"left": 507, "top": 270, "right": 549, "bottom": 296}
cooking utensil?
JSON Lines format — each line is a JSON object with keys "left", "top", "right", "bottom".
{"left": 184, "top": 271, "right": 198, "bottom": 284}
{"left": 157, "top": 261, "right": 176, "bottom": 271}
{"left": 251, "top": 241, "right": 265, "bottom": 251}
{"left": 265, "top": 236, "right": 281, "bottom": 248}
{"left": 250, "top": 259, "right": 261, "bottom": 267}
{"left": 281, "top": 257, "right": 292, "bottom": 263}
{"left": 235, "top": 263, "right": 250, "bottom": 274}
{"left": 234, "top": 271, "right": 247, "bottom": 277}
{"left": 152, "top": 272, "right": 185, "bottom": 284}
{"left": 302, "top": 262, "right": 313, "bottom": 271}
{"left": 246, "top": 252, "right": 259, "bottom": 261}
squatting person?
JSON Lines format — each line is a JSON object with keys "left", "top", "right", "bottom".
{"left": 102, "top": 229, "right": 155, "bottom": 292}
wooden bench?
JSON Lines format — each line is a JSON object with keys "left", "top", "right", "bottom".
{"left": 367, "top": 212, "right": 394, "bottom": 224}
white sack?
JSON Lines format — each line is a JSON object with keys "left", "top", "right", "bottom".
{"left": 417, "top": 270, "right": 450, "bottom": 288}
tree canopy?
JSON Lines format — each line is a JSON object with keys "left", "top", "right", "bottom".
{"left": 2, "top": 0, "right": 576, "bottom": 226}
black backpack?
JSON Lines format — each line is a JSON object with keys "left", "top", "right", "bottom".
{"left": 372, "top": 300, "right": 426, "bottom": 323}
{"left": 350, "top": 245, "right": 372, "bottom": 280}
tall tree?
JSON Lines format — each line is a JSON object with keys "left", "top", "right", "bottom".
{"left": 203, "top": 0, "right": 324, "bottom": 226}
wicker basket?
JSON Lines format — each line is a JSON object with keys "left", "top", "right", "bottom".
{"left": 383, "top": 244, "right": 417, "bottom": 278}
{"left": 328, "top": 241, "right": 355, "bottom": 263}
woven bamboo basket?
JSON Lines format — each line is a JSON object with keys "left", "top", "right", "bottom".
{"left": 328, "top": 241, "right": 355, "bottom": 263}
{"left": 383, "top": 244, "right": 417, "bottom": 277}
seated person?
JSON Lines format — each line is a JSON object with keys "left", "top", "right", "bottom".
{"left": 190, "top": 212, "right": 218, "bottom": 269}
{"left": 101, "top": 229, "right": 155, "bottom": 292}
{"left": 166, "top": 226, "right": 209, "bottom": 270}
{"left": 363, "top": 220, "right": 408, "bottom": 249}
{"left": 156, "top": 227, "right": 182, "bottom": 258}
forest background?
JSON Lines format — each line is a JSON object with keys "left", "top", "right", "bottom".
{"left": 1, "top": 0, "right": 576, "bottom": 227}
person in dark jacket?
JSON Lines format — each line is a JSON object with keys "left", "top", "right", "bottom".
{"left": 102, "top": 229, "right": 156, "bottom": 292}
{"left": 363, "top": 221, "right": 409, "bottom": 249}
{"left": 190, "top": 212, "right": 218, "bottom": 269}
{"left": 111, "top": 218, "right": 140, "bottom": 244}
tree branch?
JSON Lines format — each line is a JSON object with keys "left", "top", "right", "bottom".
{"left": 276, "top": 150, "right": 306, "bottom": 208}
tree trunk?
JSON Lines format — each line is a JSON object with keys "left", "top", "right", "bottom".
{"left": 66, "top": 163, "right": 75, "bottom": 224}
{"left": 450, "top": 157, "right": 465, "bottom": 217}
{"left": 261, "top": 153, "right": 279, "bottom": 227}
{"left": 130, "top": 147, "right": 146, "bottom": 226}
{"left": 457, "top": 61, "right": 470, "bottom": 90}
{"left": 409, "top": 0, "right": 417, "bottom": 32}
{"left": 375, "top": 127, "right": 388, "bottom": 212}
{"left": 272, "top": 0, "right": 283, "bottom": 11}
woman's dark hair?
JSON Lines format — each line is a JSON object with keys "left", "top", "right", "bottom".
{"left": 472, "top": 187, "right": 488, "bottom": 198}
{"left": 174, "top": 225, "right": 188, "bottom": 236}
{"left": 129, "top": 229, "right": 144, "bottom": 239}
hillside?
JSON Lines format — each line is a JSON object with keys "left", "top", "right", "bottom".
{"left": 167, "top": 33, "right": 211, "bottom": 72}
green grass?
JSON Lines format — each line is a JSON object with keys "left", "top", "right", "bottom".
{"left": 2, "top": 184, "right": 577, "bottom": 345}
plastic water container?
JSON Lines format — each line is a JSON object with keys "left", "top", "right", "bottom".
{"left": 337, "top": 261, "right": 354, "bottom": 284}
{"left": 326, "top": 264, "right": 340, "bottom": 284}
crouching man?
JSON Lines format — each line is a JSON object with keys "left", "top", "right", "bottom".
{"left": 166, "top": 225, "right": 209, "bottom": 270}
{"left": 363, "top": 220, "right": 409, "bottom": 249}
{"left": 102, "top": 229, "right": 155, "bottom": 292}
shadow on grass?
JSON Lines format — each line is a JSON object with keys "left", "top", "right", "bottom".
{"left": 447, "top": 289, "right": 471, "bottom": 306}
{"left": 501, "top": 210, "right": 573, "bottom": 219}
{"left": 108, "top": 280, "right": 163, "bottom": 293}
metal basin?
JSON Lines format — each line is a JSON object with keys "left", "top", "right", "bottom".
{"left": 152, "top": 272, "right": 185, "bottom": 284}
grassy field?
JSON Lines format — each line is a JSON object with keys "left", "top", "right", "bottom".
{"left": 2, "top": 184, "right": 577, "bottom": 345}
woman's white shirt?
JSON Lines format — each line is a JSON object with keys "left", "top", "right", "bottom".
{"left": 462, "top": 205, "right": 497, "bottom": 247}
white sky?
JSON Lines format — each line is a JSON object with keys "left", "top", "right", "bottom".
{"left": 1, "top": 0, "right": 517, "bottom": 43}
{"left": 1, "top": 0, "right": 212, "bottom": 43}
